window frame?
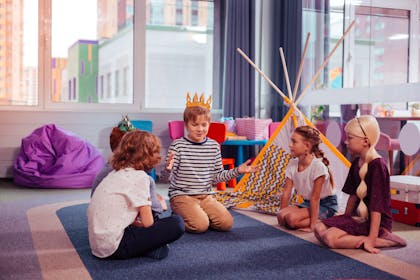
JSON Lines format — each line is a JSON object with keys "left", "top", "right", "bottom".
{"left": 5, "top": 0, "right": 217, "bottom": 113}
{"left": 343, "top": 0, "right": 418, "bottom": 88}
{"left": 3, "top": 0, "right": 143, "bottom": 112}
{"left": 44, "top": 0, "right": 144, "bottom": 112}
{"left": 301, "top": 0, "right": 420, "bottom": 107}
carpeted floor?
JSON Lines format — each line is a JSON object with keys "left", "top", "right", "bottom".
{"left": 57, "top": 202, "right": 403, "bottom": 280}
{"left": 1, "top": 179, "right": 420, "bottom": 280}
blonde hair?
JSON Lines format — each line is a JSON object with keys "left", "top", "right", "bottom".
{"left": 294, "top": 125, "right": 334, "bottom": 188}
{"left": 345, "top": 115, "right": 380, "bottom": 221}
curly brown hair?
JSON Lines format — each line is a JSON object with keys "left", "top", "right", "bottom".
{"left": 111, "top": 130, "right": 161, "bottom": 172}
{"left": 294, "top": 125, "right": 335, "bottom": 188}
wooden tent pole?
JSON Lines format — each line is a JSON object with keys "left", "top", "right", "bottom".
{"left": 292, "top": 32, "right": 310, "bottom": 101}
{"left": 294, "top": 20, "right": 355, "bottom": 107}
{"left": 279, "top": 47, "right": 293, "bottom": 101}
{"left": 236, "top": 48, "right": 294, "bottom": 109}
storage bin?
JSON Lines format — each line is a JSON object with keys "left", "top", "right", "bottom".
{"left": 390, "top": 175, "right": 420, "bottom": 226}
{"left": 235, "top": 118, "right": 272, "bottom": 140}
{"left": 390, "top": 175, "right": 420, "bottom": 203}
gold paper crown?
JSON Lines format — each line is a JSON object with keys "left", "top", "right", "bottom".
{"left": 186, "top": 92, "right": 212, "bottom": 110}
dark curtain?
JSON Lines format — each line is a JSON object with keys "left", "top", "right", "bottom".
{"left": 221, "top": 0, "right": 255, "bottom": 118}
{"left": 270, "top": 1, "right": 302, "bottom": 121}
{"left": 213, "top": 0, "right": 226, "bottom": 110}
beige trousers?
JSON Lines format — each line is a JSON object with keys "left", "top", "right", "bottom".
{"left": 170, "top": 194, "right": 233, "bottom": 233}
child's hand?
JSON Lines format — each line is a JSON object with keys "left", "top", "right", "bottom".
{"left": 132, "top": 215, "right": 144, "bottom": 228}
{"left": 166, "top": 151, "right": 175, "bottom": 171}
{"left": 237, "top": 159, "right": 261, "bottom": 174}
{"left": 157, "top": 194, "right": 168, "bottom": 211}
{"left": 356, "top": 237, "right": 380, "bottom": 254}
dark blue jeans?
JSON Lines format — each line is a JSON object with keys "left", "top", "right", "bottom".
{"left": 109, "top": 215, "right": 185, "bottom": 259}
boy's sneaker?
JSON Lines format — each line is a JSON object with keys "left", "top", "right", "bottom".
{"left": 145, "top": 244, "right": 169, "bottom": 260}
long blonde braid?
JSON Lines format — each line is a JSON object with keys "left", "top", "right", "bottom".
{"left": 345, "top": 115, "right": 380, "bottom": 222}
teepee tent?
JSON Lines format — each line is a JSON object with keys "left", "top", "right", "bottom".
{"left": 216, "top": 22, "right": 356, "bottom": 214}
{"left": 216, "top": 107, "right": 351, "bottom": 213}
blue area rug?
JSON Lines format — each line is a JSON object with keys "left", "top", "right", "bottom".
{"left": 57, "top": 203, "right": 401, "bottom": 280}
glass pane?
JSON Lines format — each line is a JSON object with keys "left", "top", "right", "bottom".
{"left": 302, "top": 1, "right": 344, "bottom": 90}
{"left": 145, "top": 0, "right": 214, "bottom": 109}
{"left": 302, "top": 1, "right": 344, "bottom": 118}
{"left": 354, "top": 6, "right": 409, "bottom": 112}
{"left": 354, "top": 6, "right": 409, "bottom": 88}
{"left": 0, "top": 1, "right": 38, "bottom": 106}
{"left": 51, "top": 0, "right": 134, "bottom": 104}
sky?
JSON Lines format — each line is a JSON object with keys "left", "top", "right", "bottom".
{"left": 24, "top": 0, "right": 97, "bottom": 66}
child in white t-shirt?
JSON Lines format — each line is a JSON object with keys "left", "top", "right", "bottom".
{"left": 277, "top": 125, "right": 337, "bottom": 232}
{"left": 88, "top": 130, "right": 184, "bottom": 260}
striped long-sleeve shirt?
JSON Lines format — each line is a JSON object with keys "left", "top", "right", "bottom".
{"left": 165, "top": 137, "right": 240, "bottom": 198}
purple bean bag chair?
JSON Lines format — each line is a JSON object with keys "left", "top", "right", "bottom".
{"left": 13, "top": 124, "right": 105, "bottom": 188}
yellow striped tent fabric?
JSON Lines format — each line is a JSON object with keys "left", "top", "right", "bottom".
{"left": 216, "top": 143, "right": 295, "bottom": 214}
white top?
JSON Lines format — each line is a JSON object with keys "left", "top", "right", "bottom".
{"left": 285, "top": 157, "right": 334, "bottom": 200}
{"left": 88, "top": 168, "right": 151, "bottom": 258}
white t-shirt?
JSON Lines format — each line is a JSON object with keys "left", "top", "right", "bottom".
{"left": 285, "top": 157, "right": 334, "bottom": 200}
{"left": 88, "top": 168, "right": 152, "bottom": 258}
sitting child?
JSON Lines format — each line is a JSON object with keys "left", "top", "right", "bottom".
{"left": 88, "top": 130, "right": 184, "bottom": 259}
{"left": 163, "top": 93, "right": 260, "bottom": 233}
{"left": 314, "top": 115, "right": 406, "bottom": 253}
{"left": 91, "top": 123, "right": 166, "bottom": 217}
{"left": 277, "top": 125, "right": 338, "bottom": 232}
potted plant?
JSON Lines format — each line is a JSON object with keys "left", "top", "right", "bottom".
{"left": 311, "top": 105, "right": 326, "bottom": 122}
{"left": 311, "top": 105, "right": 328, "bottom": 134}
{"left": 411, "top": 103, "right": 420, "bottom": 117}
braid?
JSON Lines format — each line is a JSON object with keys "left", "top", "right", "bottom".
{"left": 345, "top": 115, "right": 381, "bottom": 223}
{"left": 354, "top": 152, "right": 370, "bottom": 222}
{"left": 354, "top": 145, "right": 378, "bottom": 222}
{"left": 313, "top": 145, "right": 335, "bottom": 188}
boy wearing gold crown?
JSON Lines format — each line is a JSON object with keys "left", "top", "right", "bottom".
{"left": 163, "top": 93, "right": 260, "bottom": 233}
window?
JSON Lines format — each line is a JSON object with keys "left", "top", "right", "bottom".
{"left": 191, "top": 1, "right": 199, "bottom": 26}
{"left": 100, "top": 75, "right": 104, "bottom": 99}
{"left": 1, "top": 0, "right": 215, "bottom": 112}
{"left": 150, "top": 0, "right": 164, "bottom": 25}
{"left": 353, "top": 6, "right": 409, "bottom": 88}
{"left": 0, "top": 0, "right": 37, "bottom": 106}
{"left": 302, "top": 0, "right": 345, "bottom": 116}
{"left": 302, "top": 0, "right": 419, "bottom": 117}
{"left": 176, "top": 0, "right": 183, "bottom": 26}
{"left": 106, "top": 72, "right": 111, "bottom": 99}
{"left": 115, "top": 70, "right": 119, "bottom": 97}
{"left": 123, "top": 66, "right": 129, "bottom": 97}
{"left": 145, "top": 0, "right": 214, "bottom": 109}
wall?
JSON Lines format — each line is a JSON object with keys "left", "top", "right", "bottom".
{"left": 0, "top": 110, "right": 185, "bottom": 179}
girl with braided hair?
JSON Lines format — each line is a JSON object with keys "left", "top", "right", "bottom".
{"left": 277, "top": 125, "right": 338, "bottom": 232}
{"left": 314, "top": 115, "right": 406, "bottom": 253}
